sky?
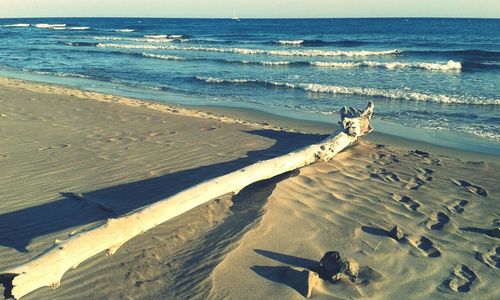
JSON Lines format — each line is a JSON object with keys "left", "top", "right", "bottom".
{"left": 0, "top": 0, "right": 499, "bottom": 18}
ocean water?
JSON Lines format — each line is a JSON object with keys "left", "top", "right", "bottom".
{"left": 0, "top": 18, "right": 499, "bottom": 154}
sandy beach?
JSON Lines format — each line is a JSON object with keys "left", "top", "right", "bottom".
{"left": 0, "top": 76, "right": 498, "bottom": 299}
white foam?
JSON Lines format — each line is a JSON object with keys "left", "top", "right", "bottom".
{"left": 265, "top": 49, "right": 403, "bottom": 57}
{"left": 95, "top": 37, "right": 173, "bottom": 43}
{"left": 195, "top": 76, "right": 294, "bottom": 88}
{"left": 141, "top": 53, "right": 185, "bottom": 60}
{"left": 144, "top": 34, "right": 168, "bottom": 39}
{"left": 25, "top": 70, "right": 90, "bottom": 78}
{"left": 115, "top": 29, "right": 134, "bottom": 32}
{"left": 169, "top": 34, "right": 183, "bottom": 39}
{"left": 298, "top": 83, "right": 498, "bottom": 105}
{"left": 2, "top": 23, "right": 30, "bottom": 27}
{"left": 34, "top": 23, "right": 66, "bottom": 28}
{"left": 261, "top": 61, "right": 290, "bottom": 65}
{"left": 197, "top": 77, "right": 253, "bottom": 84}
{"left": 457, "top": 126, "right": 500, "bottom": 141}
{"left": 67, "top": 26, "right": 90, "bottom": 30}
{"left": 277, "top": 40, "right": 304, "bottom": 45}
{"left": 310, "top": 62, "right": 359, "bottom": 68}
{"left": 95, "top": 43, "right": 402, "bottom": 57}
{"left": 97, "top": 43, "right": 158, "bottom": 49}
{"left": 195, "top": 76, "right": 500, "bottom": 105}
{"left": 311, "top": 60, "right": 462, "bottom": 71}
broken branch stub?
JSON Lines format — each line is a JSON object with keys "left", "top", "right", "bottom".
{"left": 0, "top": 102, "right": 374, "bottom": 299}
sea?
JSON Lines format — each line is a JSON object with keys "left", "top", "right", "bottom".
{"left": 0, "top": 18, "right": 498, "bottom": 154}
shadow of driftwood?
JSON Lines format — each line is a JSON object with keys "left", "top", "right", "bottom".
{"left": 0, "top": 130, "right": 327, "bottom": 252}
{"left": 168, "top": 170, "right": 299, "bottom": 298}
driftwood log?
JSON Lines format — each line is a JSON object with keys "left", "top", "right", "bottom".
{"left": 0, "top": 102, "right": 374, "bottom": 299}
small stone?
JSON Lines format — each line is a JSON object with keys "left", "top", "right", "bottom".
{"left": 390, "top": 225, "right": 404, "bottom": 241}
{"left": 283, "top": 267, "right": 319, "bottom": 298}
{"left": 319, "top": 251, "right": 359, "bottom": 283}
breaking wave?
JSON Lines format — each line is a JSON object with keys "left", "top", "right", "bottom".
{"left": 96, "top": 43, "right": 403, "bottom": 57}
{"left": 195, "top": 76, "right": 500, "bottom": 105}
{"left": 311, "top": 60, "right": 462, "bottom": 71}
{"left": 34, "top": 23, "right": 66, "bottom": 28}
{"left": 276, "top": 40, "right": 304, "bottom": 45}
{"left": 94, "top": 36, "right": 174, "bottom": 43}
{"left": 2, "top": 23, "right": 30, "bottom": 27}
{"left": 22, "top": 69, "right": 90, "bottom": 79}
{"left": 114, "top": 29, "right": 134, "bottom": 32}
{"left": 273, "top": 39, "right": 369, "bottom": 47}
{"left": 52, "top": 26, "right": 90, "bottom": 31}
{"left": 141, "top": 53, "right": 185, "bottom": 60}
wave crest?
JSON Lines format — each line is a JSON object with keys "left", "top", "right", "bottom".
{"left": 96, "top": 43, "right": 403, "bottom": 57}
{"left": 311, "top": 60, "right": 462, "bottom": 71}
{"left": 2, "top": 23, "right": 30, "bottom": 27}
{"left": 141, "top": 53, "right": 185, "bottom": 60}
{"left": 276, "top": 40, "right": 304, "bottom": 45}
{"left": 195, "top": 76, "right": 499, "bottom": 105}
{"left": 95, "top": 36, "right": 174, "bottom": 43}
{"left": 34, "top": 23, "right": 66, "bottom": 28}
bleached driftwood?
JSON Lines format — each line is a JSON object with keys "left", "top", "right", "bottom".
{"left": 0, "top": 102, "right": 374, "bottom": 299}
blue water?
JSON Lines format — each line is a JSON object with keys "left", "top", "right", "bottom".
{"left": 0, "top": 18, "right": 499, "bottom": 154}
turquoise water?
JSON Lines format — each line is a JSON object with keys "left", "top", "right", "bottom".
{"left": 0, "top": 18, "right": 498, "bottom": 154}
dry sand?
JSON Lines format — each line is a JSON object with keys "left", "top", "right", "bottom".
{"left": 0, "top": 77, "right": 498, "bottom": 299}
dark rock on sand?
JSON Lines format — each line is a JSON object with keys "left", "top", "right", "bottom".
{"left": 319, "top": 251, "right": 359, "bottom": 282}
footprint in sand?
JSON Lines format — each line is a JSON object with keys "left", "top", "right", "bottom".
{"left": 445, "top": 199, "right": 468, "bottom": 214}
{"left": 0, "top": 154, "right": 7, "bottom": 159}
{"left": 374, "top": 152, "right": 400, "bottom": 165}
{"left": 415, "top": 167, "right": 434, "bottom": 182}
{"left": 391, "top": 193, "right": 421, "bottom": 212}
{"left": 407, "top": 150, "right": 442, "bottom": 166}
{"left": 406, "top": 235, "right": 441, "bottom": 258}
{"left": 443, "top": 264, "right": 477, "bottom": 293}
{"left": 431, "top": 159, "right": 442, "bottom": 166}
{"left": 369, "top": 167, "right": 401, "bottom": 183}
{"left": 425, "top": 212, "right": 450, "bottom": 230}
{"left": 476, "top": 247, "right": 500, "bottom": 269}
{"left": 38, "top": 144, "right": 70, "bottom": 151}
{"left": 405, "top": 177, "right": 426, "bottom": 190}
{"left": 450, "top": 178, "right": 488, "bottom": 197}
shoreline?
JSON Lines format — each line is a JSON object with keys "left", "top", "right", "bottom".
{"left": 0, "top": 75, "right": 498, "bottom": 164}
{"left": 1, "top": 68, "right": 499, "bottom": 156}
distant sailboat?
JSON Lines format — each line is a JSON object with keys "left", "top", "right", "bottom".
{"left": 231, "top": 10, "right": 240, "bottom": 21}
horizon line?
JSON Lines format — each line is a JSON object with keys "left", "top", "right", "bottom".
{"left": 1, "top": 16, "right": 499, "bottom": 20}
